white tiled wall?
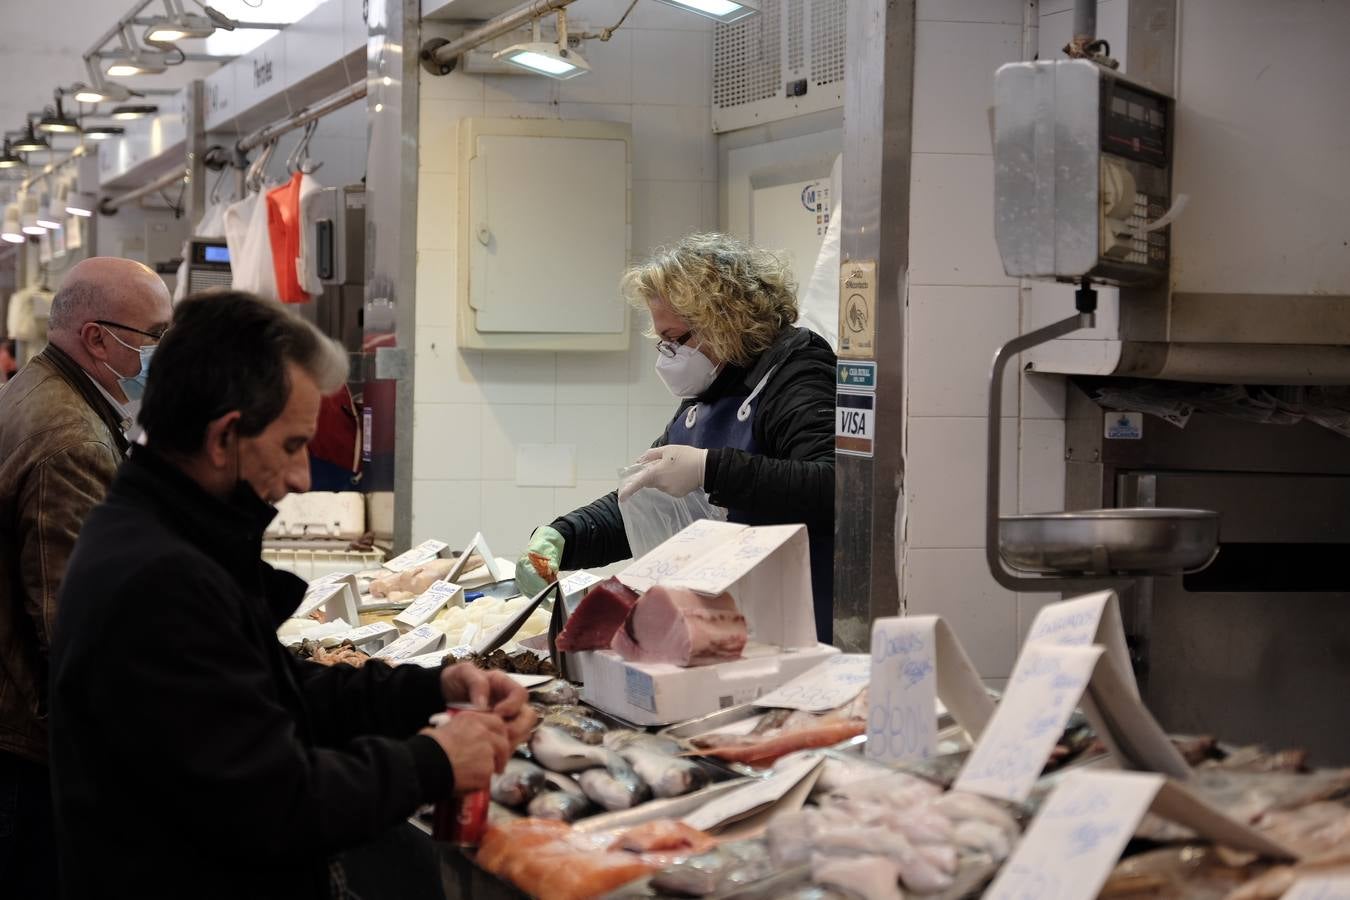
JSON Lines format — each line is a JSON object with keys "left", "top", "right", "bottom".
{"left": 903, "top": 1, "right": 1132, "bottom": 677}
{"left": 410, "top": 0, "right": 715, "bottom": 557}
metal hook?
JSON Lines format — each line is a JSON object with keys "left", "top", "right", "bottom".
{"left": 209, "top": 165, "right": 230, "bottom": 206}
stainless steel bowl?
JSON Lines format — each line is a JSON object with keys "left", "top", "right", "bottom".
{"left": 998, "top": 508, "right": 1220, "bottom": 576}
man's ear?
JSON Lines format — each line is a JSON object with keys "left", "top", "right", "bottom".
{"left": 202, "top": 411, "right": 243, "bottom": 470}
{"left": 80, "top": 322, "right": 111, "bottom": 362}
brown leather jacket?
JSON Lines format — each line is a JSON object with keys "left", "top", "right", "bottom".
{"left": 0, "top": 345, "right": 128, "bottom": 763}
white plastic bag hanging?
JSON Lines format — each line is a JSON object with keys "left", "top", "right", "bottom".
{"left": 223, "top": 191, "right": 279, "bottom": 302}
{"left": 617, "top": 463, "right": 727, "bottom": 559}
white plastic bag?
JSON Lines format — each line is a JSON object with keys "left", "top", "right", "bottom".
{"left": 797, "top": 153, "right": 843, "bottom": 351}
{"left": 223, "top": 191, "right": 279, "bottom": 302}
{"left": 617, "top": 463, "right": 727, "bottom": 559}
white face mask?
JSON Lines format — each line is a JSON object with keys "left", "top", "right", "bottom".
{"left": 655, "top": 342, "right": 720, "bottom": 398}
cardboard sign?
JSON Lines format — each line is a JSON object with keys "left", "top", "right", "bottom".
{"left": 372, "top": 625, "right": 445, "bottom": 661}
{"left": 837, "top": 259, "right": 877, "bottom": 360}
{"left": 756, "top": 654, "right": 870, "bottom": 712}
{"left": 383, "top": 539, "right": 449, "bottom": 573}
{"left": 681, "top": 756, "right": 824, "bottom": 833}
{"left": 308, "top": 571, "right": 354, "bottom": 589}
{"left": 867, "top": 618, "right": 938, "bottom": 764}
{"left": 1284, "top": 874, "right": 1350, "bottom": 900}
{"left": 986, "top": 770, "right": 1298, "bottom": 900}
{"left": 618, "top": 520, "right": 746, "bottom": 593}
{"left": 559, "top": 571, "right": 602, "bottom": 599}
{"left": 668, "top": 524, "right": 816, "bottom": 650}
{"left": 1025, "top": 590, "right": 1136, "bottom": 697}
{"left": 445, "top": 532, "right": 503, "bottom": 585}
{"left": 956, "top": 644, "right": 1104, "bottom": 802}
{"left": 393, "top": 580, "right": 463, "bottom": 633}
{"left": 291, "top": 578, "right": 359, "bottom": 626}
{"left": 338, "top": 622, "right": 399, "bottom": 653}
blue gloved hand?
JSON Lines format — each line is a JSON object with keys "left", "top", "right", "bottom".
{"left": 514, "top": 525, "right": 564, "bottom": 597}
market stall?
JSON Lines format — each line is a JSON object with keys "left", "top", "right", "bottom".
{"left": 276, "top": 519, "right": 1350, "bottom": 900}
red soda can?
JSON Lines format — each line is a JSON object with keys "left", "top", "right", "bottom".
{"left": 432, "top": 706, "right": 490, "bottom": 847}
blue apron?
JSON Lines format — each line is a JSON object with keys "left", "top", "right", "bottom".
{"left": 667, "top": 367, "right": 834, "bottom": 643}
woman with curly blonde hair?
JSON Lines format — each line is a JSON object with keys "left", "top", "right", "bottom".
{"left": 515, "top": 233, "right": 838, "bottom": 641}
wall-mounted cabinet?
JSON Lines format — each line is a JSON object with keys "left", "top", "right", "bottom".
{"left": 457, "top": 118, "right": 632, "bottom": 351}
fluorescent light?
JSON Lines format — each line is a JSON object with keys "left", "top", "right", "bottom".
{"left": 83, "top": 126, "right": 125, "bottom": 141}
{"left": 66, "top": 191, "right": 97, "bottom": 217}
{"left": 494, "top": 42, "right": 590, "bottom": 80}
{"left": 144, "top": 13, "right": 217, "bottom": 44}
{"left": 651, "top": 0, "right": 760, "bottom": 23}
{"left": 110, "top": 104, "right": 159, "bottom": 120}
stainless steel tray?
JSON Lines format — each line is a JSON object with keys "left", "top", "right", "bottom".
{"left": 998, "top": 507, "right": 1220, "bottom": 575}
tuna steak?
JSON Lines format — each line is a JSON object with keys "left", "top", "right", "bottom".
{"left": 610, "top": 586, "right": 747, "bottom": 667}
{"left": 556, "top": 578, "right": 639, "bottom": 652}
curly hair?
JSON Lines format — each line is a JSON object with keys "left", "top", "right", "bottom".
{"left": 621, "top": 233, "right": 798, "bottom": 367}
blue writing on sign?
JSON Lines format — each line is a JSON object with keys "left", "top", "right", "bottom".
{"left": 902, "top": 658, "right": 934, "bottom": 687}
{"left": 1029, "top": 610, "right": 1098, "bottom": 645}
{"left": 867, "top": 688, "right": 930, "bottom": 761}
{"left": 872, "top": 630, "right": 926, "bottom": 659}
{"left": 988, "top": 863, "right": 1061, "bottom": 900}
{"left": 1067, "top": 821, "right": 1121, "bottom": 857}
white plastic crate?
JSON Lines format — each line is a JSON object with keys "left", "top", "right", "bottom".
{"left": 263, "top": 547, "right": 385, "bottom": 580}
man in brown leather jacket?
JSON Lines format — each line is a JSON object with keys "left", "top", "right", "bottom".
{"left": 0, "top": 257, "right": 172, "bottom": 897}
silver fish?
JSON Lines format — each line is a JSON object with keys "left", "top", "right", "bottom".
{"left": 530, "top": 680, "right": 580, "bottom": 706}
{"left": 527, "top": 789, "right": 593, "bottom": 822}
{"left": 541, "top": 708, "right": 607, "bottom": 745}
{"left": 490, "top": 758, "right": 547, "bottom": 809}
{"left": 529, "top": 725, "right": 611, "bottom": 773}
{"left": 603, "top": 729, "right": 684, "bottom": 756}
{"left": 617, "top": 745, "right": 709, "bottom": 799}
{"left": 578, "top": 760, "right": 650, "bottom": 811}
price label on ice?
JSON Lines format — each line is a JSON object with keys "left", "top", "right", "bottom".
{"left": 867, "top": 617, "right": 938, "bottom": 765}
{"left": 383, "top": 540, "right": 448, "bottom": 573}
{"left": 756, "top": 654, "right": 869, "bottom": 712}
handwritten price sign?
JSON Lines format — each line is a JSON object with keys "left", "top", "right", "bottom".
{"left": 756, "top": 654, "right": 869, "bottom": 712}
{"left": 867, "top": 617, "right": 939, "bottom": 765}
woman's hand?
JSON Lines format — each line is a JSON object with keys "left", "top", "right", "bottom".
{"left": 619, "top": 446, "right": 709, "bottom": 499}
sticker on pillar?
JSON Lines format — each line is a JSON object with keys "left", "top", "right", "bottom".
{"left": 837, "top": 361, "right": 877, "bottom": 391}
{"left": 1105, "top": 412, "right": 1143, "bottom": 440}
{"left": 838, "top": 259, "right": 877, "bottom": 360}
{"left": 836, "top": 390, "right": 875, "bottom": 457}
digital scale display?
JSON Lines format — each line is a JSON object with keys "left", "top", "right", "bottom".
{"left": 1100, "top": 79, "right": 1169, "bottom": 167}
{"left": 190, "top": 240, "right": 231, "bottom": 267}
{"left": 203, "top": 244, "right": 229, "bottom": 264}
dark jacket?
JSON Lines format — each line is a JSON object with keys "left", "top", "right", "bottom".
{"left": 0, "top": 344, "right": 128, "bottom": 763}
{"left": 49, "top": 447, "right": 452, "bottom": 899}
{"left": 553, "top": 325, "right": 836, "bottom": 579}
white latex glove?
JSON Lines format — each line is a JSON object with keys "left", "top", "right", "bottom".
{"left": 620, "top": 445, "right": 709, "bottom": 500}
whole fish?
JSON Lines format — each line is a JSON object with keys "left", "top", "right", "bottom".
{"left": 603, "top": 729, "right": 684, "bottom": 756}
{"left": 530, "top": 680, "right": 580, "bottom": 706}
{"left": 541, "top": 708, "right": 607, "bottom": 745}
{"left": 578, "top": 756, "right": 651, "bottom": 811}
{"left": 527, "top": 789, "right": 594, "bottom": 822}
{"left": 617, "top": 744, "right": 709, "bottom": 799}
{"left": 490, "top": 758, "right": 547, "bottom": 809}
{"left": 529, "top": 725, "right": 611, "bottom": 773}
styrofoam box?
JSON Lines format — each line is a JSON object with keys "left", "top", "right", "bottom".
{"left": 579, "top": 642, "right": 841, "bottom": 727}
{"left": 263, "top": 548, "right": 385, "bottom": 580}
{"left": 266, "top": 492, "right": 365, "bottom": 540}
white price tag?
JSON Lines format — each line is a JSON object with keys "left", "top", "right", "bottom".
{"left": 867, "top": 617, "right": 938, "bottom": 765}
{"left": 1284, "top": 875, "right": 1350, "bottom": 900}
{"left": 681, "top": 757, "right": 823, "bottom": 832}
{"left": 756, "top": 654, "right": 870, "bottom": 712}
{"left": 383, "top": 540, "right": 449, "bottom": 573}
{"left": 394, "top": 580, "right": 462, "bottom": 632}
{"left": 559, "top": 571, "right": 602, "bottom": 597}
{"left": 955, "top": 643, "right": 1103, "bottom": 803}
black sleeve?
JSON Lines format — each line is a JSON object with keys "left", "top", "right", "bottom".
{"left": 551, "top": 411, "right": 679, "bottom": 569}
{"left": 291, "top": 656, "right": 447, "bottom": 744}
{"left": 703, "top": 353, "right": 836, "bottom": 520}
{"left": 86, "top": 560, "right": 453, "bottom": 860}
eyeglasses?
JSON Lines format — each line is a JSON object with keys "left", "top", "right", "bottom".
{"left": 656, "top": 330, "right": 694, "bottom": 358}
{"left": 94, "top": 320, "right": 168, "bottom": 342}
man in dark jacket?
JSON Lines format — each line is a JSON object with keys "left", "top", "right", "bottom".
{"left": 515, "top": 234, "right": 837, "bottom": 641}
{"left": 49, "top": 292, "right": 534, "bottom": 898}
{"left": 0, "top": 257, "right": 172, "bottom": 897}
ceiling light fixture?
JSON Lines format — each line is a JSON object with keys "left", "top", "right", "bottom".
{"left": 66, "top": 190, "right": 97, "bottom": 217}
{"left": 110, "top": 104, "right": 159, "bottom": 121}
{"left": 82, "top": 126, "right": 126, "bottom": 141}
{"left": 495, "top": 11, "right": 590, "bottom": 80}
{"left": 12, "top": 122, "right": 49, "bottom": 154}
{"left": 651, "top": 0, "right": 760, "bottom": 24}
{"left": 38, "top": 96, "right": 81, "bottom": 135}
{"left": 144, "top": 4, "right": 218, "bottom": 44}
{"left": 2, "top": 204, "right": 24, "bottom": 243}
{"left": 36, "top": 195, "right": 61, "bottom": 230}
{"left": 107, "top": 26, "right": 169, "bottom": 77}
{"left": 73, "top": 57, "right": 139, "bottom": 104}
{"left": 0, "top": 141, "right": 24, "bottom": 170}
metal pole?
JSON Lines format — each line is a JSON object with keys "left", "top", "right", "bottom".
{"left": 236, "top": 81, "right": 368, "bottom": 154}
{"left": 833, "top": 0, "right": 916, "bottom": 650}
{"left": 421, "top": 0, "right": 577, "bottom": 74}
{"left": 185, "top": 80, "right": 206, "bottom": 227}
{"left": 1073, "top": 0, "right": 1097, "bottom": 41}
{"left": 100, "top": 166, "right": 186, "bottom": 213}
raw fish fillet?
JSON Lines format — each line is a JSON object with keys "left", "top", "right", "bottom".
{"left": 610, "top": 586, "right": 747, "bottom": 666}
{"left": 693, "top": 720, "right": 865, "bottom": 767}
{"left": 611, "top": 819, "right": 718, "bottom": 855}
{"left": 811, "top": 853, "right": 904, "bottom": 900}
{"left": 556, "top": 578, "right": 639, "bottom": 652}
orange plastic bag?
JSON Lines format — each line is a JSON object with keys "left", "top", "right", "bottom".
{"left": 266, "top": 171, "right": 310, "bottom": 304}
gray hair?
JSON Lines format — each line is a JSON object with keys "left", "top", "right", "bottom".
{"left": 47, "top": 278, "right": 105, "bottom": 334}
